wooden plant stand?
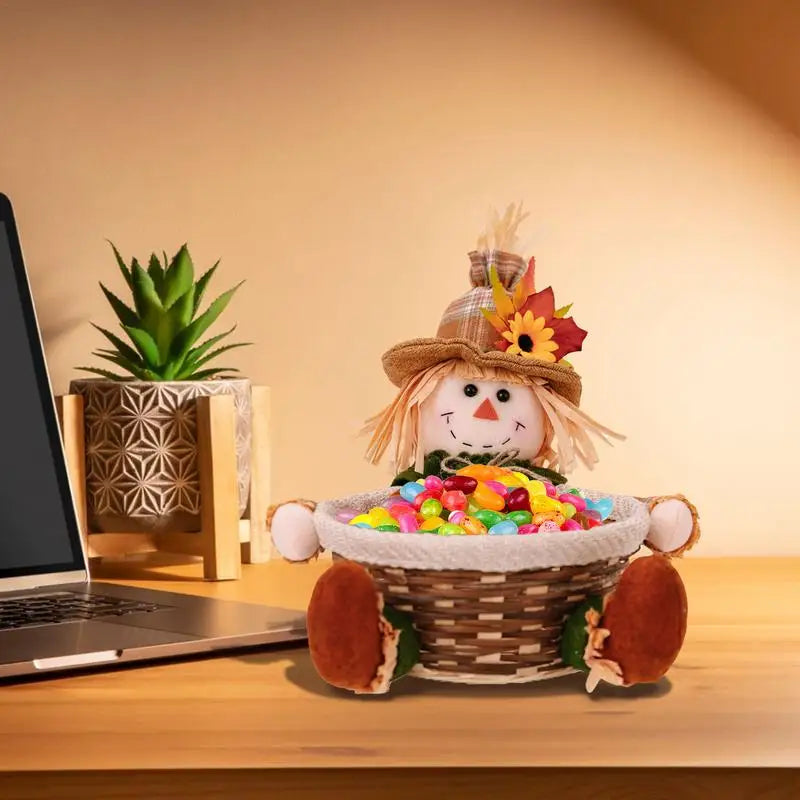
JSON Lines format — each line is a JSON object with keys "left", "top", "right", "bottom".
{"left": 54, "top": 387, "right": 273, "bottom": 581}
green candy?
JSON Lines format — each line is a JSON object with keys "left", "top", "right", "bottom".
{"left": 376, "top": 524, "right": 400, "bottom": 532}
{"left": 474, "top": 509, "right": 503, "bottom": 528}
{"left": 438, "top": 523, "right": 466, "bottom": 536}
{"left": 507, "top": 510, "right": 533, "bottom": 526}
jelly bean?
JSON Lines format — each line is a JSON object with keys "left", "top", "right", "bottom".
{"left": 539, "top": 520, "right": 560, "bottom": 532}
{"left": 588, "top": 497, "right": 614, "bottom": 520}
{"left": 533, "top": 511, "right": 565, "bottom": 527}
{"left": 506, "top": 487, "right": 531, "bottom": 513}
{"left": 583, "top": 509, "right": 602, "bottom": 522}
{"left": 512, "top": 471, "right": 532, "bottom": 484}
{"left": 485, "top": 480, "right": 508, "bottom": 497}
{"left": 467, "top": 499, "right": 481, "bottom": 515}
{"left": 495, "top": 473, "right": 524, "bottom": 488}
{"left": 413, "top": 490, "right": 435, "bottom": 511}
{"left": 424, "top": 475, "right": 444, "bottom": 493}
{"left": 448, "top": 510, "right": 466, "bottom": 525}
{"left": 517, "top": 523, "right": 539, "bottom": 535}
{"left": 457, "top": 464, "right": 498, "bottom": 482}
{"left": 544, "top": 483, "right": 558, "bottom": 498}
{"left": 461, "top": 515, "right": 488, "bottom": 535}
{"left": 398, "top": 513, "right": 419, "bottom": 533}
{"left": 420, "top": 498, "right": 443, "bottom": 519}
{"left": 439, "top": 523, "right": 466, "bottom": 536}
{"left": 531, "top": 495, "right": 561, "bottom": 513}
{"left": 489, "top": 520, "right": 519, "bottom": 536}
{"left": 474, "top": 509, "right": 504, "bottom": 528}
{"left": 387, "top": 502, "right": 416, "bottom": 520}
{"left": 526, "top": 480, "right": 547, "bottom": 496}
{"left": 560, "top": 493, "right": 586, "bottom": 513}
{"left": 586, "top": 517, "right": 602, "bottom": 529}
{"left": 376, "top": 523, "right": 400, "bottom": 532}
{"left": 336, "top": 509, "right": 358, "bottom": 523}
{"left": 420, "top": 516, "right": 445, "bottom": 531}
{"left": 368, "top": 506, "right": 393, "bottom": 522}
{"left": 349, "top": 514, "right": 372, "bottom": 526}
{"left": 472, "top": 481, "right": 505, "bottom": 511}
{"left": 507, "top": 510, "right": 533, "bottom": 526}
{"left": 561, "top": 502, "right": 576, "bottom": 519}
{"left": 354, "top": 522, "right": 373, "bottom": 529}
{"left": 443, "top": 475, "right": 478, "bottom": 494}
{"left": 562, "top": 519, "right": 583, "bottom": 531}
{"left": 416, "top": 478, "right": 426, "bottom": 485}
{"left": 385, "top": 495, "right": 406, "bottom": 507}
{"left": 441, "top": 490, "right": 467, "bottom": 512}
{"left": 400, "top": 482, "right": 425, "bottom": 503}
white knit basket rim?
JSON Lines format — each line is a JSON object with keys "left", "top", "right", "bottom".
{"left": 315, "top": 487, "right": 650, "bottom": 572}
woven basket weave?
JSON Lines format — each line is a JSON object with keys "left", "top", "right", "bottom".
{"left": 315, "top": 488, "right": 650, "bottom": 684}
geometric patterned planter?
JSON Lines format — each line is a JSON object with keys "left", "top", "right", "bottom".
{"left": 68, "top": 378, "right": 251, "bottom": 533}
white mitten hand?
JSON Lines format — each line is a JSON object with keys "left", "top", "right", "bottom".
{"left": 268, "top": 500, "right": 320, "bottom": 562}
{"left": 645, "top": 495, "right": 700, "bottom": 556}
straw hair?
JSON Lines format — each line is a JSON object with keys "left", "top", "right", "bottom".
{"left": 363, "top": 359, "right": 623, "bottom": 474}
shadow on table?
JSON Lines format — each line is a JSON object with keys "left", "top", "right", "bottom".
{"left": 237, "top": 648, "right": 672, "bottom": 702}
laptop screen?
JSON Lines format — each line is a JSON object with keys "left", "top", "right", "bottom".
{"left": 0, "top": 215, "right": 85, "bottom": 578}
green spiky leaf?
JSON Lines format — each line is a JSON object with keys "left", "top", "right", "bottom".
{"left": 92, "top": 324, "right": 143, "bottom": 365}
{"left": 192, "top": 261, "right": 219, "bottom": 315}
{"left": 170, "top": 282, "right": 243, "bottom": 364}
{"left": 148, "top": 253, "right": 165, "bottom": 298}
{"left": 100, "top": 284, "right": 140, "bottom": 328}
{"left": 123, "top": 326, "right": 161, "bottom": 369}
{"left": 176, "top": 342, "right": 251, "bottom": 379}
{"left": 107, "top": 241, "right": 133, "bottom": 289}
{"left": 162, "top": 245, "right": 194, "bottom": 309}
{"left": 184, "top": 325, "right": 236, "bottom": 364}
{"left": 95, "top": 352, "right": 157, "bottom": 381}
{"left": 78, "top": 366, "right": 129, "bottom": 381}
{"left": 131, "top": 259, "right": 164, "bottom": 336}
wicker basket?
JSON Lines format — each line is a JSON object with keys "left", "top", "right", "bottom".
{"left": 315, "top": 488, "right": 650, "bottom": 684}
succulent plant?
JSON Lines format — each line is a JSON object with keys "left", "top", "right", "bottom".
{"left": 79, "top": 243, "right": 249, "bottom": 381}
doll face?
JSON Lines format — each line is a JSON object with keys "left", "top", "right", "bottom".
{"left": 419, "top": 376, "right": 547, "bottom": 459}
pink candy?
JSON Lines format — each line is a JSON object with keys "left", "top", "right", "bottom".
{"left": 387, "top": 501, "right": 416, "bottom": 520}
{"left": 398, "top": 513, "right": 419, "bottom": 533}
{"left": 539, "top": 520, "right": 560, "bottom": 532}
{"left": 424, "top": 475, "right": 444, "bottom": 495}
{"left": 560, "top": 493, "right": 586, "bottom": 512}
{"left": 544, "top": 482, "right": 558, "bottom": 498}
{"left": 448, "top": 510, "right": 466, "bottom": 525}
{"left": 485, "top": 480, "right": 508, "bottom": 497}
{"left": 562, "top": 519, "right": 583, "bottom": 531}
{"left": 518, "top": 523, "right": 539, "bottom": 535}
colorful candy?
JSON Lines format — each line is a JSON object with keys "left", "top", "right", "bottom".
{"left": 347, "top": 468, "right": 615, "bottom": 536}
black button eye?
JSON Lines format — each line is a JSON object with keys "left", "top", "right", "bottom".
{"left": 496, "top": 388, "right": 511, "bottom": 403}
{"left": 463, "top": 383, "right": 478, "bottom": 398}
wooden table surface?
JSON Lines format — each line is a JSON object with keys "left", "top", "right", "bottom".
{"left": 0, "top": 555, "right": 798, "bottom": 798}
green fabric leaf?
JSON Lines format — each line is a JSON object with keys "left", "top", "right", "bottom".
{"left": 381, "top": 604, "right": 420, "bottom": 680}
{"left": 100, "top": 283, "right": 140, "bottom": 328}
{"left": 559, "top": 596, "right": 603, "bottom": 671}
{"left": 163, "top": 244, "right": 195, "bottom": 309}
{"left": 91, "top": 323, "right": 142, "bottom": 366}
{"left": 147, "top": 253, "right": 165, "bottom": 299}
{"left": 107, "top": 241, "right": 133, "bottom": 289}
{"left": 169, "top": 282, "right": 243, "bottom": 365}
{"left": 123, "top": 326, "right": 161, "bottom": 370}
{"left": 192, "top": 260, "right": 219, "bottom": 315}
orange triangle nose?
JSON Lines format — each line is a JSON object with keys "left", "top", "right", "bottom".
{"left": 473, "top": 398, "right": 499, "bottom": 421}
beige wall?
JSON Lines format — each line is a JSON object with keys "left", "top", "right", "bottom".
{"left": 1, "top": 0, "right": 799, "bottom": 556}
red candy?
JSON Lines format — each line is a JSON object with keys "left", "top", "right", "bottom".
{"left": 505, "top": 487, "right": 531, "bottom": 513}
{"left": 441, "top": 490, "right": 467, "bottom": 512}
{"left": 442, "top": 475, "right": 478, "bottom": 495}
{"left": 388, "top": 502, "right": 416, "bottom": 520}
{"left": 413, "top": 490, "right": 436, "bottom": 511}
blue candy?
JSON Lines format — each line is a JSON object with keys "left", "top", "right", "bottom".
{"left": 488, "top": 520, "right": 519, "bottom": 536}
{"left": 399, "top": 481, "right": 426, "bottom": 503}
{"left": 586, "top": 497, "right": 614, "bottom": 521}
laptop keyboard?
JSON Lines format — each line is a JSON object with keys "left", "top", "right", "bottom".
{"left": 0, "top": 592, "right": 167, "bottom": 631}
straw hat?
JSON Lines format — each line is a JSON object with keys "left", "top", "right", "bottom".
{"left": 382, "top": 206, "right": 587, "bottom": 407}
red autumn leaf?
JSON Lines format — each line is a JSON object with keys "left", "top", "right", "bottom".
{"left": 518, "top": 286, "right": 556, "bottom": 321}
{"left": 548, "top": 316, "right": 588, "bottom": 359}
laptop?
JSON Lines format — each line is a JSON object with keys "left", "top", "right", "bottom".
{"left": 0, "top": 193, "right": 306, "bottom": 679}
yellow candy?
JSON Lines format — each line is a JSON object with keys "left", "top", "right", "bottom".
{"left": 562, "top": 502, "right": 576, "bottom": 519}
{"left": 472, "top": 481, "right": 506, "bottom": 512}
{"left": 525, "top": 480, "right": 547, "bottom": 496}
{"left": 533, "top": 511, "right": 565, "bottom": 527}
{"left": 495, "top": 473, "right": 524, "bottom": 488}
{"left": 349, "top": 514, "right": 373, "bottom": 526}
{"left": 531, "top": 495, "right": 561, "bottom": 513}
{"left": 420, "top": 516, "right": 445, "bottom": 531}
{"left": 461, "top": 515, "right": 488, "bottom": 535}
{"left": 368, "top": 507, "right": 394, "bottom": 525}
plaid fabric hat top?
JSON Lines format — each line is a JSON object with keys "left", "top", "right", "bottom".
{"left": 436, "top": 250, "right": 527, "bottom": 348}
{"left": 381, "top": 248, "right": 584, "bottom": 406}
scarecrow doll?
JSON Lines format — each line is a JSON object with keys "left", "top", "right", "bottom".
{"left": 270, "top": 205, "right": 700, "bottom": 695}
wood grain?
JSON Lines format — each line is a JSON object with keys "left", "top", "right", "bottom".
{"left": 244, "top": 385, "right": 272, "bottom": 563}
{"left": 0, "top": 557, "right": 797, "bottom": 786}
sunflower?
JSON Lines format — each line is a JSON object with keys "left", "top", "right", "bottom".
{"left": 501, "top": 311, "right": 558, "bottom": 361}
